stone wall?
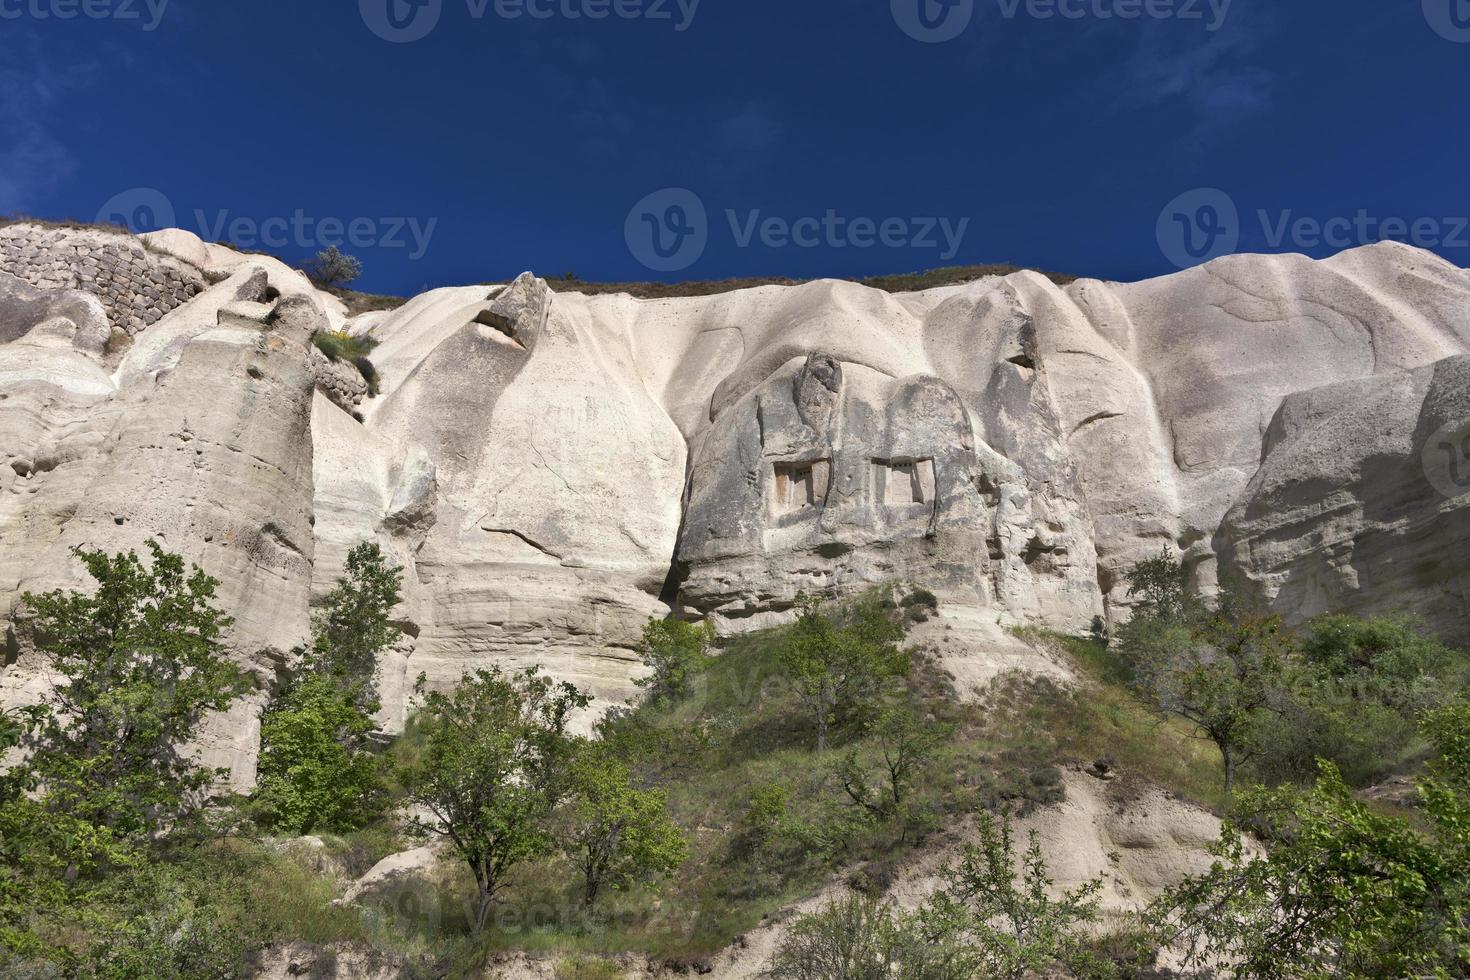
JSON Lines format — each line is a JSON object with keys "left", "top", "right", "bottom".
{"left": 0, "top": 224, "right": 206, "bottom": 336}
{"left": 310, "top": 346, "right": 370, "bottom": 412}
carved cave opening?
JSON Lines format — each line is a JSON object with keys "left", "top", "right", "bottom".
{"left": 874, "top": 458, "right": 936, "bottom": 508}
{"left": 772, "top": 460, "right": 831, "bottom": 517}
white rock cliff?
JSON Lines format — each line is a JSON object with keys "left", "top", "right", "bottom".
{"left": 3, "top": 223, "right": 1469, "bottom": 786}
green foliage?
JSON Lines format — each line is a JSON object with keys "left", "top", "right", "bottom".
{"left": 311, "top": 328, "right": 379, "bottom": 365}
{"left": 745, "top": 783, "right": 790, "bottom": 847}
{"left": 1118, "top": 553, "right": 1470, "bottom": 795}
{"left": 17, "top": 542, "right": 249, "bottom": 842}
{"left": 634, "top": 618, "right": 713, "bottom": 703}
{"left": 1252, "top": 615, "right": 1470, "bottom": 787}
{"left": 252, "top": 677, "right": 387, "bottom": 834}
{"left": 1153, "top": 704, "right": 1470, "bottom": 978}
{"left": 1122, "top": 549, "right": 1197, "bottom": 622}
{"left": 917, "top": 810, "right": 1108, "bottom": 980}
{"left": 303, "top": 245, "right": 363, "bottom": 288}
{"left": 253, "top": 543, "right": 401, "bottom": 835}
{"left": 770, "top": 811, "right": 1107, "bottom": 980}
{"left": 764, "top": 894, "right": 962, "bottom": 980}
{"left": 561, "top": 743, "right": 688, "bottom": 905}
{"left": 835, "top": 706, "right": 945, "bottom": 837}
{"left": 1299, "top": 613, "right": 1465, "bottom": 693}
{"left": 312, "top": 328, "right": 381, "bottom": 394}
{"left": 555, "top": 956, "right": 623, "bottom": 980}
{"left": 76, "top": 873, "right": 248, "bottom": 980}
{"left": 778, "top": 595, "right": 909, "bottom": 751}
{"left": 308, "top": 542, "right": 403, "bottom": 704}
{"left": 1116, "top": 556, "right": 1289, "bottom": 794}
{"left": 400, "top": 666, "right": 589, "bottom": 932}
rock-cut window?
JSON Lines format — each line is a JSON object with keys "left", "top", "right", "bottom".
{"left": 773, "top": 460, "right": 831, "bottom": 517}
{"left": 874, "top": 459, "right": 936, "bottom": 507}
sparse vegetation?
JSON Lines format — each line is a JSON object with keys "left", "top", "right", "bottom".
{"left": 312, "top": 328, "right": 379, "bottom": 366}
{"left": 768, "top": 810, "right": 1109, "bottom": 980}
{"left": 7, "top": 542, "right": 1466, "bottom": 976}
{"left": 302, "top": 246, "right": 363, "bottom": 289}
{"left": 312, "top": 329, "right": 382, "bottom": 395}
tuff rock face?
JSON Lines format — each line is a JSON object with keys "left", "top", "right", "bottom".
{"left": 3, "top": 223, "right": 1470, "bottom": 786}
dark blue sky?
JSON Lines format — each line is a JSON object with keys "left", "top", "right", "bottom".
{"left": 2, "top": 0, "right": 1466, "bottom": 294}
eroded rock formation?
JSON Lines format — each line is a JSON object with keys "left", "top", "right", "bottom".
{"left": 4, "top": 223, "right": 1470, "bottom": 785}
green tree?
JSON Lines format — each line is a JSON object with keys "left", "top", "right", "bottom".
{"left": 560, "top": 743, "right": 687, "bottom": 905}
{"left": 634, "top": 618, "right": 712, "bottom": 703}
{"left": 1123, "top": 549, "right": 1198, "bottom": 622}
{"left": 778, "top": 595, "right": 909, "bottom": 751}
{"left": 308, "top": 541, "right": 403, "bottom": 706}
{"left": 251, "top": 677, "right": 386, "bottom": 834}
{"left": 1152, "top": 702, "right": 1470, "bottom": 978}
{"left": 17, "top": 542, "right": 249, "bottom": 841}
{"left": 400, "top": 666, "right": 589, "bottom": 932}
{"left": 918, "top": 810, "right": 1108, "bottom": 980}
{"left": 1118, "top": 559, "right": 1288, "bottom": 795}
{"left": 835, "top": 706, "right": 945, "bottom": 838}
{"left": 253, "top": 543, "right": 401, "bottom": 834}
{"left": 302, "top": 246, "right": 362, "bottom": 289}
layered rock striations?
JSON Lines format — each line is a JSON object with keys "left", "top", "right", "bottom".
{"left": 3, "top": 223, "right": 1470, "bottom": 783}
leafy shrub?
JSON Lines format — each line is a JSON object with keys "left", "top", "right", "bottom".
{"left": 899, "top": 588, "right": 939, "bottom": 625}
{"left": 252, "top": 676, "right": 387, "bottom": 834}
{"left": 764, "top": 895, "right": 938, "bottom": 980}
{"left": 1247, "top": 615, "right": 1466, "bottom": 788}
{"left": 635, "top": 618, "right": 713, "bottom": 703}
{"left": 917, "top": 810, "right": 1108, "bottom": 980}
{"left": 1152, "top": 702, "right": 1470, "bottom": 978}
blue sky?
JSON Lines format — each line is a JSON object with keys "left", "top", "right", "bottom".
{"left": 1, "top": 0, "right": 1466, "bottom": 294}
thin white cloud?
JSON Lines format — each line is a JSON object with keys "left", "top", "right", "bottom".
{"left": 1109, "top": 14, "right": 1279, "bottom": 143}
{"left": 709, "top": 103, "right": 782, "bottom": 179}
{"left": 0, "top": 38, "right": 92, "bottom": 211}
